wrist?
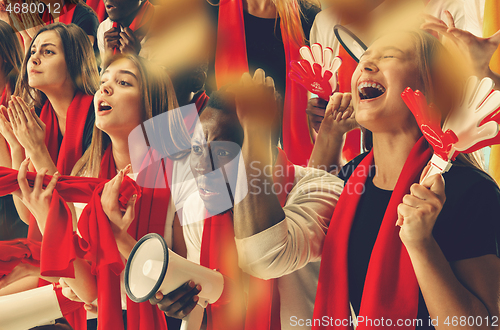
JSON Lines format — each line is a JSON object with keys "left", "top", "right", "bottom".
{"left": 403, "top": 235, "right": 436, "bottom": 255}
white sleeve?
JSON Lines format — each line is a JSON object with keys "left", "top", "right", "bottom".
{"left": 235, "top": 167, "right": 343, "bottom": 280}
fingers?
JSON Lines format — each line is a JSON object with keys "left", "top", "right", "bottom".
{"left": 33, "top": 168, "right": 48, "bottom": 196}
{"left": 122, "top": 194, "right": 137, "bottom": 225}
{"left": 152, "top": 281, "right": 202, "bottom": 318}
{"left": 84, "top": 303, "right": 98, "bottom": 314}
{"left": 10, "top": 97, "right": 28, "bottom": 125}
{"left": 44, "top": 171, "right": 60, "bottom": 196}
{"left": 17, "top": 157, "right": 31, "bottom": 197}
{"left": 442, "top": 10, "right": 455, "bottom": 29}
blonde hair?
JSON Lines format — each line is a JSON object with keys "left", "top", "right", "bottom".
{"left": 71, "top": 54, "right": 186, "bottom": 177}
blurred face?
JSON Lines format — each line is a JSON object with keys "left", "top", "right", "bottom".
{"left": 351, "top": 33, "right": 422, "bottom": 133}
{"left": 190, "top": 108, "right": 242, "bottom": 215}
{"left": 103, "top": 0, "right": 141, "bottom": 22}
{"left": 27, "top": 30, "right": 72, "bottom": 93}
{"left": 94, "top": 58, "right": 143, "bottom": 138}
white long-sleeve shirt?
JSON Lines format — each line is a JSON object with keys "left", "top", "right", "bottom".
{"left": 182, "top": 165, "right": 343, "bottom": 330}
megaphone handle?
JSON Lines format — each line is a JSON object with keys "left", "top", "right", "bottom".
{"left": 180, "top": 303, "right": 205, "bottom": 330}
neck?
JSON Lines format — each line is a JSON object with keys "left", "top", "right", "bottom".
{"left": 118, "top": 2, "right": 143, "bottom": 26}
{"left": 371, "top": 130, "right": 421, "bottom": 190}
{"left": 45, "top": 86, "right": 76, "bottom": 131}
{"left": 109, "top": 135, "right": 132, "bottom": 172}
{"left": 244, "top": 0, "right": 276, "bottom": 18}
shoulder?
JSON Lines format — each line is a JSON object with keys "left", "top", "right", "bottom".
{"left": 287, "top": 165, "right": 343, "bottom": 204}
{"left": 97, "top": 18, "right": 112, "bottom": 33}
{"left": 337, "top": 152, "right": 370, "bottom": 182}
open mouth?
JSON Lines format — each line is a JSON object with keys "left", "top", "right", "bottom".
{"left": 199, "top": 187, "right": 219, "bottom": 197}
{"left": 358, "top": 81, "right": 386, "bottom": 100}
{"left": 98, "top": 100, "right": 113, "bottom": 114}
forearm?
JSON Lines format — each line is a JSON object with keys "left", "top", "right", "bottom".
{"left": 0, "top": 276, "right": 39, "bottom": 296}
{"left": 28, "top": 147, "right": 58, "bottom": 175}
{"left": 233, "top": 128, "right": 285, "bottom": 239}
{"left": 308, "top": 130, "right": 345, "bottom": 174}
{"left": 61, "top": 258, "right": 97, "bottom": 304}
{"left": 114, "top": 231, "right": 137, "bottom": 260}
{"left": 408, "top": 238, "right": 492, "bottom": 329}
{"left": 13, "top": 196, "right": 31, "bottom": 224}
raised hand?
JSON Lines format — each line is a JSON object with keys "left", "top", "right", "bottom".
{"left": 397, "top": 165, "right": 446, "bottom": 250}
{"left": 443, "top": 76, "right": 500, "bottom": 153}
{"left": 8, "top": 96, "right": 46, "bottom": 156}
{"left": 101, "top": 165, "right": 137, "bottom": 236}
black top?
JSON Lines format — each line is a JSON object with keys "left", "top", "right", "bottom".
{"left": 72, "top": 3, "right": 100, "bottom": 63}
{"left": 206, "top": 1, "right": 320, "bottom": 97}
{"left": 339, "top": 153, "right": 500, "bottom": 329}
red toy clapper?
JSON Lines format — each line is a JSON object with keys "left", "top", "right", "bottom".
{"left": 289, "top": 43, "right": 342, "bottom": 100}
{"left": 401, "top": 76, "right": 500, "bottom": 183}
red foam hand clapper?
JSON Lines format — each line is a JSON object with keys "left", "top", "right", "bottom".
{"left": 289, "top": 43, "right": 341, "bottom": 100}
{"left": 444, "top": 76, "right": 500, "bottom": 155}
{"left": 401, "top": 87, "right": 458, "bottom": 161}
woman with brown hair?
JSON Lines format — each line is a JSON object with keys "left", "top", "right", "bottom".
{"left": 0, "top": 23, "right": 98, "bottom": 233}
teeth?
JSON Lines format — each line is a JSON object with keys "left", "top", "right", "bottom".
{"left": 100, "top": 101, "right": 110, "bottom": 107}
{"left": 357, "top": 81, "right": 386, "bottom": 94}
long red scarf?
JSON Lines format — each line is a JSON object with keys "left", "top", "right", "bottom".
{"left": 200, "top": 148, "right": 295, "bottom": 330}
{"left": 338, "top": 45, "right": 361, "bottom": 162}
{"left": 215, "top": 0, "right": 311, "bottom": 166}
{"left": 312, "top": 137, "right": 431, "bottom": 330}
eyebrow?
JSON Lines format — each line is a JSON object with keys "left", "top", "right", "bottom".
{"left": 361, "top": 46, "right": 404, "bottom": 58}
{"left": 31, "top": 43, "right": 57, "bottom": 50}
{"left": 101, "top": 69, "right": 138, "bottom": 81}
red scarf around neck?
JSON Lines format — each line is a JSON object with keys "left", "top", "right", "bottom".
{"left": 214, "top": 0, "right": 311, "bottom": 166}
{"left": 312, "top": 137, "right": 432, "bottom": 330}
{"left": 200, "top": 148, "right": 295, "bottom": 330}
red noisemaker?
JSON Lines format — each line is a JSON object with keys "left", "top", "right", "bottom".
{"left": 401, "top": 76, "right": 500, "bottom": 183}
{"left": 289, "top": 43, "right": 342, "bottom": 100}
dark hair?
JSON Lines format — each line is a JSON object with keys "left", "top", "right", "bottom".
{"left": 14, "top": 23, "right": 99, "bottom": 108}
{"left": 0, "top": 20, "right": 23, "bottom": 90}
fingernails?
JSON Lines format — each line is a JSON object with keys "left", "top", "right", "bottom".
{"left": 155, "top": 292, "right": 163, "bottom": 300}
{"left": 193, "top": 296, "right": 199, "bottom": 303}
{"left": 54, "top": 171, "right": 60, "bottom": 177}
{"left": 196, "top": 284, "right": 202, "bottom": 291}
{"left": 131, "top": 194, "right": 137, "bottom": 200}
{"left": 84, "top": 304, "right": 92, "bottom": 310}
{"left": 188, "top": 281, "right": 195, "bottom": 288}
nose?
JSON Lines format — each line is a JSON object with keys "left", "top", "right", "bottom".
{"left": 360, "top": 58, "right": 378, "bottom": 73}
{"left": 100, "top": 82, "right": 113, "bottom": 96}
{"left": 194, "top": 145, "right": 215, "bottom": 175}
{"left": 30, "top": 51, "right": 41, "bottom": 66}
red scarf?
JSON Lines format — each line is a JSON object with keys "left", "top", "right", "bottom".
{"left": 0, "top": 84, "right": 10, "bottom": 107}
{"left": 312, "top": 137, "right": 432, "bottom": 330}
{"left": 338, "top": 45, "right": 361, "bottom": 162}
{"left": 112, "top": 1, "right": 155, "bottom": 54}
{"left": 183, "top": 91, "right": 209, "bottom": 135}
{"left": 200, "top": 148, "right": 295, "bottom": 330}
{"left": 85, "top": 0, "right": 107, "bottom": 22}
{"left": 215, "top": 0, "right": 310, "bottom": 166}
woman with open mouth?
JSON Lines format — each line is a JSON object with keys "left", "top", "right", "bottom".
{"left": 233, "top": 29, "right": 500, "bottom": 330}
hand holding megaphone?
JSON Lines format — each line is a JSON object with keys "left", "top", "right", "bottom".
{"left": 125, "top": 234, "right": 224, "bottom": 330}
